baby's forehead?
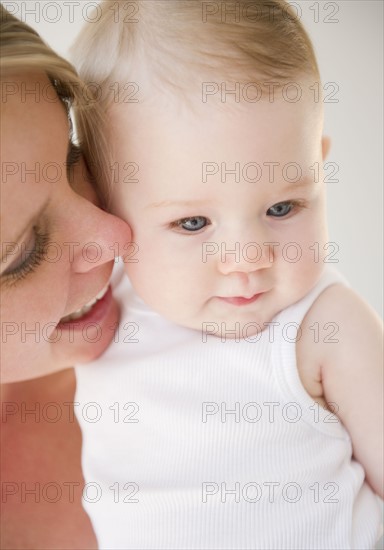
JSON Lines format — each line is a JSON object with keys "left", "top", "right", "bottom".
{"left": 109, "top": 68, "right": 321, "bottom": 104}
{"left": 107, "top": 80, "right": 323, "bottom": 159}
{"left": 105, "top": 76, "right": 324, "bottom": 213}
{"left": 108, "top": 101, "right": 321, "bottom": 210}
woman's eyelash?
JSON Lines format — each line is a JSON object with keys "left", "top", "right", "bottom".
{"left": 66, "top": 142, "right": 83, "bottom": 187}
{"left": 66, "top": 142, "right": 82, "bottom": 170}
{"left": 3, "top": 228, "right": 50, "bottom": 286}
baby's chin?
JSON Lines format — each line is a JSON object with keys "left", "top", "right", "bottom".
{"left": 158, "top": 304, "right": 282, "bottom": 341}
{"left": 136, "top": 269, "right": 324, "bottom": 340}
{"left": 159, "top": 283, "right": 319, "bottom": 340}
{"left": 198, "top": 315, "right": 277, "bottom": 341}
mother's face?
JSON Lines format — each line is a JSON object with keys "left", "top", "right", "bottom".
{"left": 1, "top": 74, "right": 131, "bottom": 383}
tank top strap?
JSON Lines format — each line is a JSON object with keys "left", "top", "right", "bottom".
{"left": 271, "top": 266, "right": 350, "bottom": 437}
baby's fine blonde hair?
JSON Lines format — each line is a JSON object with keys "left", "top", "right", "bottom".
{"left": 72, "top": 0, "right": 320, "bottom": 107}
{"left": 0, "top": 5, "right": 111, "bottom": 205}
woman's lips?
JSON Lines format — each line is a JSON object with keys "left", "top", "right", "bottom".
{"left": 218, "top": 293, "right": 264, "bottom": 306}
{"left": 57, "top": 286, "right": 113, "bottom": 330}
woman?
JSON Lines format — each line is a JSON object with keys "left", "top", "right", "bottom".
{"left": 0, "top": 6, "right": 131, "bottom": 547}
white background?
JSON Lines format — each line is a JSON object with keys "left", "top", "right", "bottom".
{"left": 3, "top": 0, "right": 383, "bottom": 317}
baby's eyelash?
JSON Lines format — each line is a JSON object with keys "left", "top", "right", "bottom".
{"left": 2, "top": 228, "right": 50, "bottom": 286}
{"left": 169, "top": 216, "right": 210, "bottom": 233}
{"left": 266, "top": 199, "right": 308, "bottom": 218}
{"left": 290, "top": 199, "right": 307, "bottom": 208}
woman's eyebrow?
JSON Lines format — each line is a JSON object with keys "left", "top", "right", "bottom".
{"left": 0, "top": 198, "right": 50, "bottom": 265}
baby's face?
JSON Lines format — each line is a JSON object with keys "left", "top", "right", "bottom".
{"left": 108, "top": 85, "right": 328, "bottom": 337}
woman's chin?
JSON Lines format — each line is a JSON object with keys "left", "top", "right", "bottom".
{"left": 53, "top": 297, "right": 121, "bottom": 367}
{"left": 0, "top": 298, "right": 120, "bottom": 385}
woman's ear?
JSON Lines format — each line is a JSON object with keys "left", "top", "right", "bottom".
{"left": 322, "top": 136, "right": 331, "bottom": 160}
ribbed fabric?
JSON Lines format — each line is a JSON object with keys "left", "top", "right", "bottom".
{"left": 75, "top": 265, "right": 381, "bottom": 549}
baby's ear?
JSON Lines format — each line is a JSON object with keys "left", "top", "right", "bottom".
{"left": 322, "top": 136, "right": 331, "bottom": 160}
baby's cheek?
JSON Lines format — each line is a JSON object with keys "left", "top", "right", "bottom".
{"left": 292, "top": 211, "right": 328, "bottom": 261}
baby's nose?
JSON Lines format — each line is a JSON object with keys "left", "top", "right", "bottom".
{"left": 216, "top": 241, "right": 273, "bottom": 275}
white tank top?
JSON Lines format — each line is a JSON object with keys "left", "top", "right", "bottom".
{"left": 75, "top": 265, "right": 381, "bottom": 549}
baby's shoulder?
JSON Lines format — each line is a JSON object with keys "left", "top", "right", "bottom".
{"left": 300, "top": 282, "right": 382, "bottom": 358}
{"left": 296, "top": 282, "right": 383, "bottom": 406}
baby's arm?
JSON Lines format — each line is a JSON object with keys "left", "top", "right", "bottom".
{"left": 300, "top": 283, "right": 383, "bottom": 499}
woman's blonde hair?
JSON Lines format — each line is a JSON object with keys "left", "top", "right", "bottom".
{"left": 0, "top": 5, "right": 111, "bottom": 206}
{"left": 72, "top": 0, "right": 320, "bottom": 107}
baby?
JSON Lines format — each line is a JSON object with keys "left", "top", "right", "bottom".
{"left": 72, "top": 1, "right": 383, "bottom": 548}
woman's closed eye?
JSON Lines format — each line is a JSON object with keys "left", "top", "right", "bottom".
{"left": 66, "top": 142, "right": 82, "bottom": 170}
{"left": 170, "top": 216, "right": 211, "bottom": 233}
{"left": 1, "top": 227, "right": 50, "bottom": 285}
{"left": 66, "top": 142, "right": 82, "bottom": 185}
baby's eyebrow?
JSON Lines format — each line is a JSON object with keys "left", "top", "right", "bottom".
{"left": 281, "top": 177, "right": 314, "bottom": 193}
{"left": 146, "top": 178, "right": 314, "bottom": 210}
{"left": 147, "top": 199, "right": 215, "bottom": 209}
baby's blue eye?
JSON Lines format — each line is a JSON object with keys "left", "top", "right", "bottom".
{"left": 267, "top": 201, "right": 294, "bottom": 217}
{"left": 176, "top": 216, "right": 208, "bottom": 231}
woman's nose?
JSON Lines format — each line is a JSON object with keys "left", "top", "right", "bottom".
{"left": 69, "top": 193, "right": 132, "bottom": 272}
